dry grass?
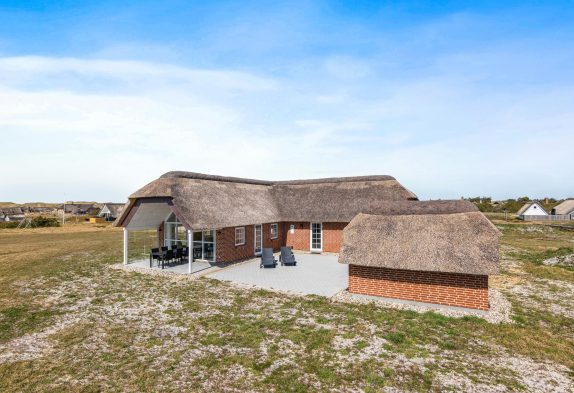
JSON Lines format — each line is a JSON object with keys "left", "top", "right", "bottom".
{"left": 0, "top": 221, "right": 573, "bottom": 392}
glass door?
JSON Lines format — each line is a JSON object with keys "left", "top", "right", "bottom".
{"left": 310, "top": 223, "right": 322, "bottom": 252}
{"left": 254, "top": 224, "right": 263, "bottom": 255}
{"left": 192, "top": 230, "right": 216, "bottom": 262}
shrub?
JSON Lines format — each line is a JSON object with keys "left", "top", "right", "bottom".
{"left": 0, "top": 222, "right": 19, "bottom": 229}
{"left": 30, "top": 216, "right": 60, "bottom": 228}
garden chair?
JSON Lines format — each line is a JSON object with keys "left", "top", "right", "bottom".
{"left": 279, "top": 247, "right": 297, "bottom": 266}
{"left": 260, "top": 248, "right": 277, "bottom": 268}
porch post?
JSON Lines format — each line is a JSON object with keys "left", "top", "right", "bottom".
{"left": 187, "top": 229, "right": 192, "bottom": 274}
{"left": 123, "top": 228, "right": 128, "bottom": 265}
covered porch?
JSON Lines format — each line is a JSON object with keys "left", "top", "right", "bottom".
{"left": 121, "top": 198, "right": 217, "bottom": 274}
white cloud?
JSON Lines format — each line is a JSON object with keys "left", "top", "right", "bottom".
{"left": 0, "top": 54, "right": 572, "bottom": 202}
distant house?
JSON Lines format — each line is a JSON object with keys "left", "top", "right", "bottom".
{"left": 59, "top": 203, "right": 99, "bottom": 215}
{"left": 0, "top": 207, "right": 26, "bottom": 222}
{"left": 516, "top": 201, "right": 548, "bottom": 219}
{"left": 98, "top": 203, "right": 125, "bottom": 221}
{"left": 551, "top": 199, "right": 574, "bottom": 220}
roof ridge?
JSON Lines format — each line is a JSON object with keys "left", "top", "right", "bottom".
{"left": 161, "top": 171, "right": 396, "bottom": 185}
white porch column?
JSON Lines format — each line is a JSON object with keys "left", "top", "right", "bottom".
{"left": 123, "top": 228, "right": 129, "bottom": 265}
{"left": 187, "top": 229, "right": 193, "bottom": 274}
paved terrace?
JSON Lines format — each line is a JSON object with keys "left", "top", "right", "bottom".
{"left": 129, "top": 259, "right": 212, "bottom": 274}
{"left": 205, "top": 253, "right": 348, "bottom": 297}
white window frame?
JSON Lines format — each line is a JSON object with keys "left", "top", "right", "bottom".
{"left": 270, "top": 223, "right": 278, "bottom": 239}
{"left": 254, "top": 224, "right": 263, "bottom": 256}
{"left": 192, "top": 229, "right": 217, "bottom": 262}
{"left": 310, "top": 222, "right": 323, "bottom": 252}
{"left": 235, "top": 227, "right": 245, "bottom": 246}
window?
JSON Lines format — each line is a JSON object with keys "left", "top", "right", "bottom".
{"left": 193, "top": 230, "right": 216, "bottom": 262}
{"left": 164, "top": 213, "right": 187, "bottom": 249}
{"left": 235, "top": 227, "right": 245, "bottom": 246}
{"left": 270, "top": 223, "right": 278, "bottom": 239}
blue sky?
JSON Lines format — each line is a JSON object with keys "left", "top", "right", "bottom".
{"left": 1, "top": 1, "right": 573, "bottom": 202}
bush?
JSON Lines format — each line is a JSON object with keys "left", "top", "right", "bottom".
{"left": 30, "top": 216, "right": 60, "bottom": 228}
{"left": 0, "top": 222, "right": 19, "bottom": 229}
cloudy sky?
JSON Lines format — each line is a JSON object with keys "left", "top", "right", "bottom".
{"left": 1, "top": 1, "right": 572, "bottom": 202}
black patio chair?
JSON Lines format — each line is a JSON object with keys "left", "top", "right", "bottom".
{"left": 150, "top": 248, "right": 161, "bottom": 268}
{"left": 260, "top": 248, "right": 277, "bottom": 268}
{"left": 163, "top": 249, "right": 175, "bottom": 269}
{"left": 175, "top": 247, "right": 183, "bottom": 264}
{"left": 279, "top": 247, "right": 297, "bottom": 266}
{"left": 181, "top": 246, "right": 189, "bottom": 262}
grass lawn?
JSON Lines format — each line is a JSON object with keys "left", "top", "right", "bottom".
{"left": 0, "top": 222, "right": 573, "bottom": 392}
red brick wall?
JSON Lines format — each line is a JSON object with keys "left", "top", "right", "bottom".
{"left": 263, "top": 223, "right": 282, "bottom": 250}
{"left": 323, "top": 222, "right": 347, "bottom": 252}
{"left": 216, "top": 223, "right": 283, "bottom": 263}
{"left": 348, "top": 265, "right": 489, "bottom": 310}
{"left": 158, "top": 222, "right": 164, "bottom": 248}
{"left": 284, "top": 222, "right": 347, "bottom": 252}
{"left": 285, "top": 222, "right": 310, "bottom": 251}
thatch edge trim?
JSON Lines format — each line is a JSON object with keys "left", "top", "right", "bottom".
{"left": 161, "top": 171, "right": 397, "bottom": 185}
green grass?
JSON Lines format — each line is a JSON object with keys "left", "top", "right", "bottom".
{"left": 0, "top": 221, "right": 573, "bottom": 391}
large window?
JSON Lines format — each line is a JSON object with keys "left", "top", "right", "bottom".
{"left": 164, "top": 213, "right": 187, "bottom": 248}
{"left": 193, "top": 230, "right": 216, "bottom": 262}
{"left": 270, "top": 223, "right": 278, "bottom": 239}
{"left": 235, "top": 227, "right": 245, "bottom": 246}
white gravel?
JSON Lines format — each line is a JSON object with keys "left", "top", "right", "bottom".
{"left": 332, "top": 288, "right": 512, "bottom": 324}
{"left": 543, "top": 253, "right": 574, "bottom": 267}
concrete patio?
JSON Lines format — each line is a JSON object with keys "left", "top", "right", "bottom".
{"left": 129, "top": 259, "right": 213, "bottom": 274}
{"left": 205, "top": 253, "right": 348, "bottom": 297}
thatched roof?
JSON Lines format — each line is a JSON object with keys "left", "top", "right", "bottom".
{"left": 116, "top": 171, "right": 418, "bottom": 230}
{"left": 339, "top": 211, "right": 500, "bottom": 275}
{"left": 99, "top": 203, "right": 126, "bottom": 218}
{"left": 552, "top": 199, "right": 574, "bottom": 215}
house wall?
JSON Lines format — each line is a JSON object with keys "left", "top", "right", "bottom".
{"left": 284, "top": 222, "right": 348, "bottom": 252}
{"left": 323, "top": 222, "right": 347, "bottom": 252}
{"left": 214, "top": 221, "right": 347, "bottom": 263}
{"left": 521, "top": 203, "right": 547, "bottom": 216}
{"left": 348, "top": 265, "right": 489, "bottom": 310}
{"left": 158, "top": 222, "right": 164, "bottom": 248}
{"left": 285, "top": 222, "right": 310, "bottom": 251}
{"left": 216, "top": 222, "right": 283, "bottom": 263}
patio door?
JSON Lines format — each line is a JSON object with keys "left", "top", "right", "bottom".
{"left": 254, "top": 224, "right": 263, "bottom": 255}
{"left": 310, "top": 222, "right": 322, "bottom": 252}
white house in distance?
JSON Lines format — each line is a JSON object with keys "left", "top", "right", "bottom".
{"left": 516, "top": 201, "right": 548, "bottom": 219}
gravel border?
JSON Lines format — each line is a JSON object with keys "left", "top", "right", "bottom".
{"left": 109, "top": 263, "right": 513, "bottom": 324}
{"left": 332, "top": 288, "right": 512, "bottom": 324}
{"left": 108, "top": 263, "right": 218, "bottom": 280}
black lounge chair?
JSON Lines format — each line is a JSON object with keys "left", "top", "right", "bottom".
{"left": 260, "top": 248, "right": 277, "bottom": 268}
{"left": 279, "top": 247, "right": 297, "bottom": 266}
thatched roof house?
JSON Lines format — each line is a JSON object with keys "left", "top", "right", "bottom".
{"left": 116, "top": 171, "right": 418, "bottom": 230}
{"left": 118, "top": 171, "right": 499, "bottom": 311}
{"left": 98, "top": 203, "right": 126, "bottom": 220}
{"left": 339, "top": 211, "right": 500, "bottom": 275}
{"left": 551, "top": 199, "right": 574, "bottom": 217}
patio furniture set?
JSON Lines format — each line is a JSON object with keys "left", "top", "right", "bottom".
{"left": 260, "top": 246, "right": 298, "bottom": 268}
{"left": 150, "top": 245, "right": 189, "bottom": 269}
